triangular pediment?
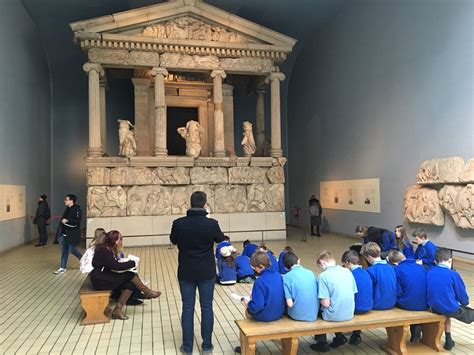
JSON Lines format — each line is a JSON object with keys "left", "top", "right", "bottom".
{"left": 70, "top": 0, "right": 296, "bottom": 51}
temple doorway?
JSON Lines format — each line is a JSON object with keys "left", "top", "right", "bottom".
{"left": 167, "top": 107, "right": 199, "bottom": 156}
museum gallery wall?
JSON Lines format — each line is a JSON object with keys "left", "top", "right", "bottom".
{"left": 288, "top": 0, "right": 474, "bottom": 256}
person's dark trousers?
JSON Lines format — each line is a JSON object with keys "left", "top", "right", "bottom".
{"left": 59, "top": 235, "right": 82, "bottom": 269}
{"left": 37, "top": 223, "right": 48, "bottom": 245}
{"left": 179, "top": 278, "right": 215, "bottom": 353}
{"left": 449, "top": 305, "right": 474, "bottom": 324}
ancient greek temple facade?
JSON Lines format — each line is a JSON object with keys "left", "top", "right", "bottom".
{"left": 70, "top": 0, "right": 296, "bottom": 245}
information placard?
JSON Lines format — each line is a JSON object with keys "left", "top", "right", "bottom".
{"left": 0, "top": 185, "right": 26, "bottom": 221}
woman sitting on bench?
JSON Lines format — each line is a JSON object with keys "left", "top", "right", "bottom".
{"left": 90, "top": 230, "right": 161, "bottom": 320}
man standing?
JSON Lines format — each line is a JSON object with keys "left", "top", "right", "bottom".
{"left": 309, "top": 195, "right": 323, "bottom": 237}
{"left": 170, "top": 191, "right": 225, "bottom": 354}
{"left": 54, "top": 194, "right": 83, "bottom": 274}
{"left": 33, "top": 194, "right": 50, "bottom": 247}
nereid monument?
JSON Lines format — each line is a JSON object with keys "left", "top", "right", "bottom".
{"left": 71, "top": 0, "right": 296, "bottom": 246}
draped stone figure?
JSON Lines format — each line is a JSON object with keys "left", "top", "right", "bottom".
{"left": 177, "top": 120, "right": 204, "bottom": 158}
{"left": 241, "top": 121, "right": 256, "bottom": 157}
{"left": 117, "top": 119, "right": 137, "bottom": 158}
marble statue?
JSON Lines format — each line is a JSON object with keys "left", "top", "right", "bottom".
{"left": 117, "top": 119, "right": 137, "bottom": 158}
{"left": 177, "top": 120, "right": 204, "bottom": 158}
{"left": 241, "top": 121, "right": 256, "bottom": 157}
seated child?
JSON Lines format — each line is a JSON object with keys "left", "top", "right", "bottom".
{"left": 242, "top": 239, "right": 258, "bottom": 258}
{"left": 278, "top": 246, "right": 293, "bottom": 274}
{"left": 80, "top": 228, "right": 106, "bottom": 273}
{"left": 427, "top": 248, "right": 473, "bottom": 350}
{"left": 394, "top": 225, "right": 415, "bottom": 259}
{"left": 259, "top": 244, "right": 278, "bottom": 273}
{"left": 387, "top": 250, "right": 427, "bottom": 342}
{"left": 235, "top": 251, "right": 285, "bottom": 354}
{"left": 361, "top": 242, "right": 397, "bottom": 310}
{"left": 283, "top": 252, "right": 318, "bottom": 321}
{"left": 336, "top": 250, "right": 373, "bottom": 346}
{"left": 215, "top": 235, "right": 231, "bottom": 263}
{"left": 310, "top": 251, "right": 357, "bottom": 352}
{"left": 413, "top": 228, "right": 437, "bottom": 269}
{"left": 355, "top": 225, "right": 396, "bottom": 258}
{"left": 236, "top": 253, "right": 255, "bottom": 283}
{"left": 218, "top": 246, "right": 237, "bottom": 285}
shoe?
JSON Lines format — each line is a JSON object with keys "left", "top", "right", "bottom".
{"left": 202, "top": 344, "right": 214, "bottom": 353}
{"left": 410, "top": 325, "right": 422, "bottom": 342}
{"left": 179, "top": 345, "right": 192, "bottom": 354}
{"left": 126, "top": 298, "right": 144, "bottom": 306}
{"left": 112, "top": 289, "right": 133, "bottom": 320}
{"left": 53, "top": 268, "right": 66, "bottom": 274}
{"left": 310, "top": 342, "right": 331, "bottom": 352}
{"left": 330, "top": 334, "right": 347, "bottom": 348}
{"left": 35, "top": 243, "right": 42, "bottom": 247}
{"left": 131, "top": 276, "right": 161, "bottom": 299}
{"left": 349, "top": 333, "right": 361, "bottom": 345}
{"left": 444, "top": 339, "right": 455, "bottom": 350}
{"left": 234, "top": 346, "right": 241, "bottom": 353}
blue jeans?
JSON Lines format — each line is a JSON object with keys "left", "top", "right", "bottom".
{"left": 59, "top": 235, "right": 82, "bottom": 269}
{"left": 178, "top": 278, "right": 215, "bottom": 353}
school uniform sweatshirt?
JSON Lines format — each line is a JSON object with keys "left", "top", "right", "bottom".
{"left": 395, "top": 259, "right": 428, "bottom": 311}
{"left": 366, "top": 260, "right": 397, "bottom": 310}
{"left": 414, "top": 240, "right": 437, "bottom": 269}
{"left": 351, "top": 266, "right": 373, "bottom": 313}
{"left": 247, "top": 269, "right": 285, "bottom": 322}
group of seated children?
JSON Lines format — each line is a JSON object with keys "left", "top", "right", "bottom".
{"left": 231, "top": 234, "right": 473, "bottom": 353}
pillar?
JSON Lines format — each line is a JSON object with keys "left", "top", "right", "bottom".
{"left": 132, "top": 78, "right": 152, "bottom": 156}
{"left": 151, "top": 67, "right": 168, "bottom": 156}
{"left": 211, "top": 70, "right": 226, "bottom": 157}
{"left": 83, "top": 63, "right": 104, "bottom": 158}
{"left": 256, "top": 87, "right": 265, "bottom": 156}
{"left": 222, "top": 83, "right": 235, "bottom": 156}
{"left": 265, "top": 72, "right": 285, "bottom": 158}
{"left": 99, "top": 79, "right": 107, "bottom": 155}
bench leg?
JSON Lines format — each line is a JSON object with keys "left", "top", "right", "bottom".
{"left": 80, "top": 295, "right": 111, "bottom": 326}
{"left": 384, "top": 325, "right": 409, "bottom": 355}
{"left": 240, "top": 331, "right": 256, "bottom": 355}
{"left": 421, "top": 320, "right": 445, "bottom": 352}
{"left": 281, "top": 337, "right": 298, "bottom": 355}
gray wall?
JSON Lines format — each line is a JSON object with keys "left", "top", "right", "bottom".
{"left": 288, "top": 0, "right": 474, "bottom": 255}
{"left": 0, "top": 0, "right": 51, "bottom": 252}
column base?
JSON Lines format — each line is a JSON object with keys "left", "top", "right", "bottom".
{"left": 213, "top": 150, "right": 226, "bottom": 158}
{"left": 154, "top": 148, "right": 168, "bottom": 156}
{"left": 271, "top": 149, "right": 283, "bottom": 158}
{"left": 88, "top": 147, "right": 103, "bottom": 157}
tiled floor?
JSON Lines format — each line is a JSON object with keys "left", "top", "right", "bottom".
{"left": 1, "top": 227, "right": 473, "bottom": 354}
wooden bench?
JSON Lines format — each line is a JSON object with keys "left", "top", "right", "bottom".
{"left": 235, "top": 309, "right": 446, "bottom": 355}
{"left": 79, "top": 276, "right": 112, "bottom": 326}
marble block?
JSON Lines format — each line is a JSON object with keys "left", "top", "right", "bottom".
{"left": 459, "top": 159, "right": 474, "bottom": 183}
{"left": 214, "top": 185, "right": 247, "bottom": 213}
{"left": 416, "top": 157, "right": 465, "bottom": 184}
{"left": 87, "top": 167, "right": 110, "bottom": 185}
{"left": 403, "top": 185, "right": 444, "bottom": 226}
{"left": 171, "top": 185, "right": 215, "bottom": 214}
{"left": 439, "top": 184, "right": 474, "bottom": 229}
{"left": 247, "top": 183, "right": 285, "bottom": 212}
{"left": 229, "top": 167, "right": 267, "bottom": 184}
{"left": 266, "top": 167, "right": 285, "bottom": 184}
{"left": 127, "top": 185, "right": 172, "bottom": 216}
{"left": 152, "top": 167, "right": 190, "bottom": 185}
{"left": 87, "top": 186, "right": 127, "bottom": 217}
{"left": 110, "top": 167, "right": 152, "bottom": 185}
{"left": 190, "top": 167, "right": 228, "bottom": 184}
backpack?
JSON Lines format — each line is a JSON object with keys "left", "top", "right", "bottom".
{"left": 309, "top": 204, "right": 320, "bottom": 217}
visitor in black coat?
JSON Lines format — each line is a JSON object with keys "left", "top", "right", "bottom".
{"left": 33, "top": 194, "right": 50, "bottom": 246}
{"left": 170, "top": 191, "right": 225, "bottom": 354}
{"left": 53, "top": 194, "right": 83, "bottom": 274}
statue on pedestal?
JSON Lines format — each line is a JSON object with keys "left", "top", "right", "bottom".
{"left": 241, "top": 121, "right": 256, "bottom": 157}
{"left": 117, "top": 119, "right": 137, "bottom": 158}
{"left": 177, "top": 120, "right": 204, "bottom": 158}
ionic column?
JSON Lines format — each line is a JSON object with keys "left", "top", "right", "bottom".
{"left": 99, "top": 78, "right": 107, "bottom": 155}
{"left": 151, "top": 67, "right": 168, "bottom": 156}
{"left": 265, "top": 72, "right": 285, "bottom": 157}
{"left": 132, "top": 78, "right": 152, "bottom": 156}
{"left": 222, "top": 84, "right": 235, "bottom": 156}
{"left": 211, "top": 70, "right": 227, "bottom": 157}
{"left": 256, "top": 87, "right": 265, "bottom": 156}
{"left": 83, "top": 63, "right": 104, "bottom": 158}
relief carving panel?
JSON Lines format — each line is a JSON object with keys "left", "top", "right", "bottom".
{"left": 416, "top": 157, "right": 465, "bottom": 184}
{"left": 459, "top": 159, "right": 474, "bottom": 183}
{"left": 87, "top": 167, "right": 110, "bottom": 186}
{"left": 439, "top": 185, "right": 474, "bottom": 229}
{"left": 152, "top": 167, "right": 190, "bottom": 185}
{"left": 403, "top": 185, "right": 444, "bottom": 226}
{"left": 266, "top": 167, "right": 285, "bottom": 184}
{"left": 127, "top": 186, "right": 172, "bottom": 216}
{"left": 87, "top": 186, "right": 127, "bottom": 217}
{"left": 214, "top": 185, "right": 247, "bottom": 213}
{"left": 190, "top": 167, "right": 228, "bottom": 184}
{"left": 229, "top": 167, "right": 266, "bottom": 184}
{"left": 110, "top": 167, "right": 152, "bottom": 185}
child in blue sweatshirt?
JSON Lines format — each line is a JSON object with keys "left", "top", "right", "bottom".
{"left": 235, "top": 251, "right": 285, "bottom": 354}
{"left": 427, "top": 248, "right": 473, "bottom": 350}
{"left": 215, "top": 235, "right": 231, "bottom": 263}
{"left": 361, "top": 242, "right": 397, "bottom": 310}
{"left": 217, "top": 246, "right": 237, "bottom": 285}
{"left": 333, "top": 250, "right": 374, "bottom": 347}
{"left": 387, "top": 250, "right": 427, "bottom": 342}
{"left": 235, "top": 253, "right": 254, "bottom": 283}
{"left": 277, "top": 246, "right": 293, "bottom": 274}
{"left": 259, "top": 244, "right": 278, "bottom": 273}
{"left": 394, "top": 225, "right": 415, "bottom": 259}
{"left": 413, "top": 228, "right": 437, "bottom": 269}
{"left": 242, "top": 239, "right": 258, "bottom": 258}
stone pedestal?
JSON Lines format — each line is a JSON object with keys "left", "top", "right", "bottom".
{"left": 84, "top": 63, "right": 105, "bottom": 157}
{"left": 132, "top": 78, "right": 152, "bottom": 156}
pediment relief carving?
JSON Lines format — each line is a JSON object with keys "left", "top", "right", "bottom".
{"left": 141, "top": 16, "right": 261, "bottom": 44}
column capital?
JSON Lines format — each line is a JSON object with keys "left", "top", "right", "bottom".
{"left": 83, "top": 62, "right": 104, "bottom": 76}
{"left": 265, "top": 72, "right": 285, "bottom": 84}
{"left": 151, "top": 67, "right": 168, "bottom": 77}
{"left": 211, "top": 70, "right": 226, "bottom": 79}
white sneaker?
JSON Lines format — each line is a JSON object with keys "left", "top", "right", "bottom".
{"left": 54, "top": 268, "right": 66, "bottom": 274}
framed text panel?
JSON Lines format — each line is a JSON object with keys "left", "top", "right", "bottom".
{"left": 0, "top": 185, "right": 26, "bottom": 221}
{"left": 320, "top": 178, "right": 380, "bottom": 213}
